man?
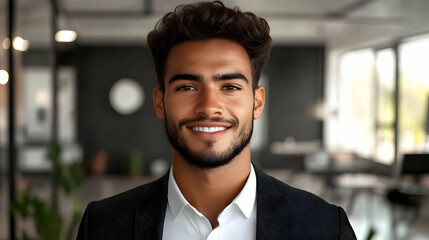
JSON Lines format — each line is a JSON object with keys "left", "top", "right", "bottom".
{"left": 77, "top": 1, "right": 357, "bottom": 239}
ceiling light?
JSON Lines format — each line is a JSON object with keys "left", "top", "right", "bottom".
{"left": 0, "top": 70, "right": 9, "bottom": 85}
{"left": 55, "top": 30, "right": 77, "bottom": 42}
{"left": 12, "top": 37, "right": 29, "bottom": 51}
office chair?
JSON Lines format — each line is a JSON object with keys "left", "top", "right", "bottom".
{"left": 386, "top": 153, "right": 429, "bottom": 240}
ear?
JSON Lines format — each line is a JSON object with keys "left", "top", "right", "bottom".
{"left": 253, "top": 86, "right": 265, "bottom": 119}
{"left": 153, "top": 88, "right": 165, "bottom": 119}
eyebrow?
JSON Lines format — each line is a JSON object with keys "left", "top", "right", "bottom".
{"left": 215, "top": 73, "right": 248, "bottom": 83}
{"left": 168, "top": 74, "right": 201, "bottom": 83}
{"left": 168, "top": 73, "right": 248, "bottom": 84}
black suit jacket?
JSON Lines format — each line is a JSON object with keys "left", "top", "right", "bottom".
{"left": 77, "top": 167, "right": 357, "bottom": 239}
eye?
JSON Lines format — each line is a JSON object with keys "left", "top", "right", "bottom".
{"left": 222, "top": 85, "right": 241, "bottom": 91}
{"left": 176, "top": 85, "right": 197, "bottom": 91}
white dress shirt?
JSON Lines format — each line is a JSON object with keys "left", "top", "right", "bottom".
{"left": 162, "top": 165, "right": 257, "bottom": 240}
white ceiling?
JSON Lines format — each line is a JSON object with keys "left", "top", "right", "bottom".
{"left": 2, "top": 0, "right": 429, "bottom": 50}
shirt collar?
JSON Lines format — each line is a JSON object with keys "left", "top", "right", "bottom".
{"left": 167, "top": 164, "right": 257, "bottom": 220}
{"left": 231, "top": 164, "right": 257, "bottom": 219}
{"left": 167, "top": 167, "right": 188, "bottom": 219}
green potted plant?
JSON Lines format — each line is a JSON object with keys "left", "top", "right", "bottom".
{"left": 11, "top": 142, "right": 85, "bottom": 240}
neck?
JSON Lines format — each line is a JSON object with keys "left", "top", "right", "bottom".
{"left": 172, "top": 145, "right": 252, "bottom": 228}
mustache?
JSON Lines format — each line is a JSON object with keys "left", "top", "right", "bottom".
{"left": 179, "top": 116, "right": 238, "bottom": 129}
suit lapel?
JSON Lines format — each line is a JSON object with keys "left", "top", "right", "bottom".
{"left": 255, "top": 167, "right": 290, "bottom": 240}
{"left": 134, "top": 172, "right": 169, "bottom": 240}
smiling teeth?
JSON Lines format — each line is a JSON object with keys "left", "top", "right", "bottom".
{"left": 192, "top": 127, "right": 227, "bottom": 132}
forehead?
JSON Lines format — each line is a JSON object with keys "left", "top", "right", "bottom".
{"left": 164, "top": 38, "right": 252, "bottom": 79}
{"left": 168, "top": 38, "right": 248, "bottom": 57}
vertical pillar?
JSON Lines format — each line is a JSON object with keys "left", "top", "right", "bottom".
{"left": 7, "top": 0, "right": 16, "bottom": 238}
{"left": 50, "top": 0, "right": 59, "bottom": 210}
{"left": 393, "top": 44, "right": 401, "bottom": 182}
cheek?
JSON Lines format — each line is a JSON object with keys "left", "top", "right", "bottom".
{"left": 225, "top": 96, "right": 254, "bottom": 120}
{"left": 164, "top": 95, "right": 192, "bottom": 119}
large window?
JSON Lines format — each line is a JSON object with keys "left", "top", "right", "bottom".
{"left": 399, "top": 35, "right": 429, "bottom": 154}
{"left": 337, "top": 49, "right": 375, "bottom": 159}
{"left": 375, "top": 48, "right": 395, "bottom": 164}
{"left": 331, "top": 34, "right": 429, "bottom": 165}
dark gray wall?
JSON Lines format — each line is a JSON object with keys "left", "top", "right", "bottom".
{"left": 76, "top": 46, "right": 170, "bottom": 174}
{"left": 259, "top": 46, "right": 324, "bottom": 169}
{"left": 267, "top": 46, "right": 324, "bottom": 143}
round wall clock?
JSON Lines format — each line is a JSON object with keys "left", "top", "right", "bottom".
{"left": 109, "top": 78, "right": 145, "bottom": 115}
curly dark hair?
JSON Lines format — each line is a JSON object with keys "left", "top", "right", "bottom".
{"left": 147, "top": 1, "right": 272, "bottom": 90}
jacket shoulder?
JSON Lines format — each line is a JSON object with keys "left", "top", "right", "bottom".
{"left": 77, "top": 174, "right": 168, "bottom": 240}
{"left": 256, "top": 167, "right": 334, "bottom": 209}
{"left": 255, "top": 167, "right": 356, "bottom": 239}
{"left": 93, "top": 176, "right": 164, "bottom": 209}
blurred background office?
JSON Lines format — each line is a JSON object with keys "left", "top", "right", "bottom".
{"left": 1, "top": 0, "right": 429, "bottom": 239}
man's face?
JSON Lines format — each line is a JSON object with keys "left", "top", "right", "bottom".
{"left": 153, "top": 38, "right": 265, "bottom": 169}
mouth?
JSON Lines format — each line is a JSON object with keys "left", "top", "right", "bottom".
{"left": 186, "top": 122, "right": 231, "bottom": 138}
{"left": 191, "top": 126, "right": 228, "bottom": 133}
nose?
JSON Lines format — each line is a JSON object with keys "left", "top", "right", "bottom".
{"left": 194, "top": 87, "right": 223, "bottom": 116}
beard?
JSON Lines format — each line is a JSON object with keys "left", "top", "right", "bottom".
{"left": 165, "top": 115, "right": 253, "bottom": 169}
